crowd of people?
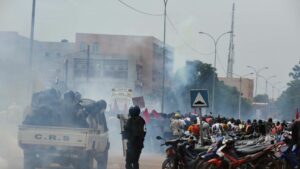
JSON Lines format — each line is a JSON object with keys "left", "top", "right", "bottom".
{"left": 140, "top": 109, "right": 300, "bottom": 152}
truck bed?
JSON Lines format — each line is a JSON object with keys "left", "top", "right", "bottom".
{"left": 19, "top": 125, "right": 93, "bottom": 149}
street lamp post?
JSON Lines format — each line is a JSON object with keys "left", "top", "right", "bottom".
{"left": 259, "top": 75, "right": 276, "bottom": 115}
{"left": 260, "top": 75, "right": 276, "bottom": 96}
{"left": 272, "top": 81, "right": 281, "bottom": 101}
{"left": 266, "top": 75, "right": 276, "bottom": 96}
{"left": 161, "top": 0, "right": 168, "bottom": 114}
{"left": 198, "top": 31, "right": 232, "bottom": 114}
{"left": 247, "top": 66, "right": 269, "bottom": 96}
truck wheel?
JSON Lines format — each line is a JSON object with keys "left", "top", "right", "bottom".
{"left": 73, "top": 153, "right": 94, "bottom": 169}
{"left": 85, "top": 154, "right": 94, "bottom": 169}
{"left": 96, "top": 149, "right": 108, "bottom": 169}
{"left": 24, "top": 151, "right": 36, "bottom": 169}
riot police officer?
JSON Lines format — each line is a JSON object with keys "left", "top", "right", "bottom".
{"left": 123, "top": 106, "right": 146, "bottom": 169}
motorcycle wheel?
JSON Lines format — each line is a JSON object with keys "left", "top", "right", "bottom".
{"left": 194, "top": 159, "right": 206, "bottom": 169}
{"left": 162, "top": 158, "right": 175, "bottom": 169}
{"left": 255, "top": 153, "right": 281, "bottom": 169}
{"left": 201, "top": 162, "right": 220, "bottom": 169}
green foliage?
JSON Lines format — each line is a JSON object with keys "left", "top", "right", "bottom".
{"left": 289, "top": 64, "right": 300, "bottom": 80}
{"left": 146, "top": 60, "right": 253, "bottom": 117}
{"left": 253, "top": 94, "right": 269, "bottom": 103}
{"left": 276, "top": 79, "right": 300, "bottom": 118}
{"left": 276, "top": 63, "right": 300, "bottom": 119}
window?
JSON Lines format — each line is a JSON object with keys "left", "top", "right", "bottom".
{"left": 45, "top": 52, "right": 50, "bottom": 57}
{"left": 92, "top": 42, "right": 99, "bottom": 53}
{"left": 74, "top": 58, "right": 87, "bottom": 77}
{"left": 74, "top": 58, "right": 101, "bottom": 78}
{"left": 91, "top": 59, "right": 101, "bottom": 76}
{"left": 103, "top": 60, "right": 128, "bottom": 79}
{"left": 80, "top": 42, "right": 86, "bottom": 51}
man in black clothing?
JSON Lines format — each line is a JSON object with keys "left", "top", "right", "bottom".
{"left": 292, "top": 119, "right": 300, "bottom": 146}
{"left": 123, "top": 106, "right": 146, "bottom": 169}
{"left": 291, "top": 119, "right": 300, "bottom": 160}
{"left": 258, "top": 120, "right": 266, "bottom": 136}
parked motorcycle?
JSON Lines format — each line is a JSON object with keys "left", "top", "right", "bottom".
{"left": 275, "top": 131, "right": 299, "bottom": 169}
{"left": 201, "top": 137, "right": 280, "bottom": 169}
{"left": 156, "top": 136, "right": 206, "bottom": 169}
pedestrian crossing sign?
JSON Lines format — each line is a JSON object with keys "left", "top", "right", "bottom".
{"left": 190, "top": 89, "right": 209, "bottom": 108}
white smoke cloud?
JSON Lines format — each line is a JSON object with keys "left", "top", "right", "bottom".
{"left": 0, "top": 107, "right": 23, "bottom": 169}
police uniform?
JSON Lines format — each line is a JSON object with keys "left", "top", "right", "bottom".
{"left": 123, "top": 106, "right": 146, "bottom": 169}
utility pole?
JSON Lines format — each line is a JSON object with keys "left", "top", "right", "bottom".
{"left": 29, "top": 0, "right": 36, "bottom": 69}
{"left": 238, "top": 77, "right": 242, "bottom": 120}
{"left": 161, "top": 0, "right": 168, "bottom": 114}
{"left": 227, "top": 3, "right": 235, "bottom": 78}
{"left": 86, "top": 45, "right": 90, "bottom": 83}
{"left": 27, "top": 0, "right": 36, "bottom": 99}
{"left": 65, "top": 59, "right": 68, "bottom": 86}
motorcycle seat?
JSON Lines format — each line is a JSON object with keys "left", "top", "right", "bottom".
{"left": 236, "top": 146, "right": 265, "bottom": 155}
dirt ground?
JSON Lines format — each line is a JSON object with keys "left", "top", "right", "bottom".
{"left": 107, "top": 153, "right": 164, "bottom": 169}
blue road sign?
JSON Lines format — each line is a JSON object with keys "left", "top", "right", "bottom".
{"left": 190, "top": 89, "right": 209, "bottom": 108}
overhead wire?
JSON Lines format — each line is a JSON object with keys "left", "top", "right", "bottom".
{"left": 166, "top": 15, "right": 214, "bottom": 56}
{"left": 117, "top": 0, "right": 163, "bottom": 16}
{"left": 117, "top": 0, "right": 215, "bottom": 57}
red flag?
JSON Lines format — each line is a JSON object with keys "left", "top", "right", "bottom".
{"left": 152, "top": 109, "right": 160, "bottom": 119}
{"left": 296, "top": 108, "right": 299, "bottom": 120}
{"left": 143, "top": 108, "right": 151, "bottom": 124}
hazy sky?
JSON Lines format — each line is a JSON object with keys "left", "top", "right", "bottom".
{"left": 0, "top": 0, "right": 300, "bottom": 97}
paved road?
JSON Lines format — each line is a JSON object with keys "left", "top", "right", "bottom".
{"left": 107, "top": 153, "right": 164, "bottom": 169}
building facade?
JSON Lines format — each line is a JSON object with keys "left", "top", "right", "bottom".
{"left": 219, "top": 77, "right": 254, "bottom": 100}
{"left": 67, "top": 33, "right": 174, "bottom": 97}
{"left": 0, "top": 31, "right": 174, "bottom": 99}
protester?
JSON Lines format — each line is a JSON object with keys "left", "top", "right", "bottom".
{"left": 187, "top": 119, "right": 200, "bottom": 138}
{"left": 170, "top": 113, "right": 185, "bottom": 137}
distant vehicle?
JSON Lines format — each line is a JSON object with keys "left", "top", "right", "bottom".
{"left": 110, "top": 88, "right": 133, "bottom": 114}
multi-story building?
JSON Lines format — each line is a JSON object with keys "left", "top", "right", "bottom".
{"left": 0, "top": 31, "right": 174, "bottom": 100}
{"left": 67, "top": 33, "right": 174, "bottom": 96}
{"left": 33, "top": 40, "right": 75, "bottom": 87}
{"left": 219, "top": 77, "right": 254, "bottom": 100}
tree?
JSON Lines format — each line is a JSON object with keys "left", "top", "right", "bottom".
{"left": 289, "top": 64, "right": 300, "bottom": 80}
{"left": 145, "top": 60, "right": 252, "bottom": 117}
{"left": 172, "top": 60, "right": 252, "bottom": 117}
{"left": 276, "top": 63, "right": 300, "bottom": 120}
{"left": 253, "top": 94, "right": 269, "bottom": 103}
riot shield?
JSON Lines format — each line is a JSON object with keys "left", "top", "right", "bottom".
{"left": 117, "top": 114, "right": 128, "bottom": 156}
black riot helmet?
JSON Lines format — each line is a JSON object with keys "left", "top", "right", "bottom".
{"left": 129, "top": 105, "right": 141, "bottom": 117}
{"left": 95, "top": 100, "right": 107, "bottom": 113}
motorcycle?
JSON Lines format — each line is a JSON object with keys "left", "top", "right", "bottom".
{"left": 201, "top": 137, "right": 280, "bottom": 169}
{"left": 275, "top": 131, "right": 299, "bottom": 169}
{"left": 156, "top": 136, "right": 206, "bottom": 169}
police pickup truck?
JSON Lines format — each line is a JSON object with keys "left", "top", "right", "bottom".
{"left": 19, "top": 125, "right": 108, "bottom": 169}
{"left": 18, "top": 90, "right": 109, "bottom": 169}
